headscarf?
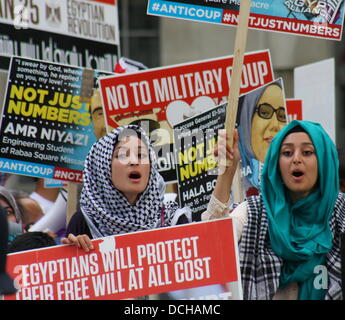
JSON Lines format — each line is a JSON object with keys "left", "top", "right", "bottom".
{"left": 261, "top": 120, "right": 339, "bottom": 300}
{"left": 0, "top": 186, "right": 21, "bottom": 224}
{"left": 237, "top": 79, "right": 283, "bottom": 189}
{"left": 80, "top": 125, "right": 190, "bottom": 238}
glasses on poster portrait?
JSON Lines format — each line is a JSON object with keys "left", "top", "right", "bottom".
{"left": 255, "top": 104, "right": 287, "bottom": 123}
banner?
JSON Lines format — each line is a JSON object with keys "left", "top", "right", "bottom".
{"left": 0, "top": 56, "right": 111, "bottom": 183}
{"left": 173, "top": 78, "right": 287, "bottom": 218}
{"left": 147, "top": 0, "right": 345, "bottom": 40}
{"left": 4, "top": 218, "right": 242, "bottom": 300}
{"left": 99, "top": 50, "right": 274, "bottom": 182}
{"left": 0, "top": 0, "right": 120, "bottom": 72}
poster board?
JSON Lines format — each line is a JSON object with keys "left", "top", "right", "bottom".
{"left": 173, "top": 103, "right": 226, "bottom": 220}
{"left": 0, "top": 56, "right": 111, "bottom": 183}
{"left": 294, "top": 58, "right": 335, "bottom": 142}
{"left": 147, "top": 0, "right": 345, "bottom": 40}
{"left": 99, "top": 50, "right": 274, "bottom": 183}
{"left": 173, "top": 78, "right": 287, "bottom": 218}
{"left": 3, "top": 218, "right": 242, "bottom": 300}
{"left": 0, "top": 0, "right": 120, "bottom": 72}
{"left": 236, "top": 78, "right": 287, "bottom": 197}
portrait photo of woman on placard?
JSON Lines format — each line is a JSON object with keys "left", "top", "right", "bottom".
{"left": 236, "top": 78, "right": 287, "bottom": 196}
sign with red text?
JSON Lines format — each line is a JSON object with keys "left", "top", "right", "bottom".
{"left": 99, "top": 50, "right": 274, "bottom": 182}
{"left": 147, "top": 0, "right": 345, "bottom": 41}
{"left": 286, "top": 99, "right": 303, "bottom": 122}
{"left": 4, "top": 218, "right": 242, "bottom": 300}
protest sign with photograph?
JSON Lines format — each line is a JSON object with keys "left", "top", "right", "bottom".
{"left": 4, "top": 218, "right": 242, "bottom": 300}
{"left": 147, "top": 0, "right": 345, "bottom": 40}
{"left": 0, "top": 56, "right": 111, "bottom": 183}
{"left": 173, "top": 78, "right": 287, "bottom": 218}
{"left": 236, "top": 78, "right": 287, "bottom": 197}
{"left": 99, "top": 50, "right": 274, "bottom": 183}
{"left": 0, "top": 0, "right": 120, "bottom": 72}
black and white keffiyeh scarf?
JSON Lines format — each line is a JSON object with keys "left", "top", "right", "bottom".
{"left": 80, "top": 125, "right": 190, "bottom": 238}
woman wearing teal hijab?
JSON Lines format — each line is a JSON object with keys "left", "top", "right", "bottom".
{"left": 203, "top": 120, "right": 344, "bottom": 299}
{"left": 262, "top": 120, "right": 339, "bottom": 300}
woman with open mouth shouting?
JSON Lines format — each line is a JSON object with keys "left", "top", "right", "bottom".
{"left": 62, "top": 125, "right": 192, "bottom": 250}
{"left": 203, "top": 120, "right": 344, "bottom": 300}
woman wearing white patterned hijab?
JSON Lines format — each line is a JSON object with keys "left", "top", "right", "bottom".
{"left": 62, "top": 125, "right": 191, "bottom": 251}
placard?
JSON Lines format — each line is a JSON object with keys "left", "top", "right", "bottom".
{"left": 236, "top": 78, "right": 287, "bottom": 197}
{"left": 0, "top": 56, "right": 111, "bottom": 183}
{"left": 173, "top": 103, "right": 226, "bottom": 220}
{"left": 147, "top": 0, "right": 345, "bottom": 40}
{"left": 99, "top": 50, "right": 274, "bottom": 182}
{"left": 0, "top": 0, "right": 120, "bottom": 71}
{"left": 4, "top": 218, "right": 242, "bottom": 300}
{"left": 173, "top": 78, "right": 287, "bottom": 218}
{"left": 294, "top": 58, "right": 335, "bottom": 142}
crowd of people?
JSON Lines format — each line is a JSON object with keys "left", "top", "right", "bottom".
{"left": 0, "top": 118, "right": 345, "bottom": 299}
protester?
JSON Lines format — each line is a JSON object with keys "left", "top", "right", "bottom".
{"left": 7, "top": 231, "right": 56, "bottom": 253}
{"left": 0, "top": 186, "right": 21, "bottom": 225}
{"left": 30, "top": 178, "right": 60, "bottom": 214}
{"left": 203, "top": 120, "right": 344, "bottom": 300}
{"left": 62, "top": 125, "right": 192, "bottom": 250}
{"left": 0, "top": 173, "right": 10, "bottom": 186}
{"left": 0, "top": 206, "right": 17, "bottom": 295}
{"left": 0, "top": 187, "right": 24, "bottom": 245}
{"left": 7, "top": 221, "right": 22, "bottom": 245}
{"left": 11, "top": 190, "right": 44, "bottom": 230}
{"left": 237, "top": 80, "right": 286, "bottom": 194}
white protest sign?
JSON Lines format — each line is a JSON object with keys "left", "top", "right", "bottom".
{"left": 294, "top": 58, "right": 335, "bottom": 142}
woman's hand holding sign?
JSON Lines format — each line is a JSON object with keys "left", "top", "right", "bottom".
{"left": 61, "top": 233, "right": 94, "bottom": 252}
{"left": 213, "top": 129, "right": 241, "bottom": 204}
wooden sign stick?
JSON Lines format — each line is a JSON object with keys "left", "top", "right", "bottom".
{"left": 222, "top": 0, "right": 251, "bottom": 203}
{"left": 225, "top": 0, "right": 251, "bottom": 140}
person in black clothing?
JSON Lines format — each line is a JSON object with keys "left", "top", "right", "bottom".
{"left": 8, "top": 231, "right": 56, "bottom": 253}
{"left": 65, "top": 209, "right": 92, "bottom": 239}
{"left": 0, "top": 206, "right": 17, "bottom": 295}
